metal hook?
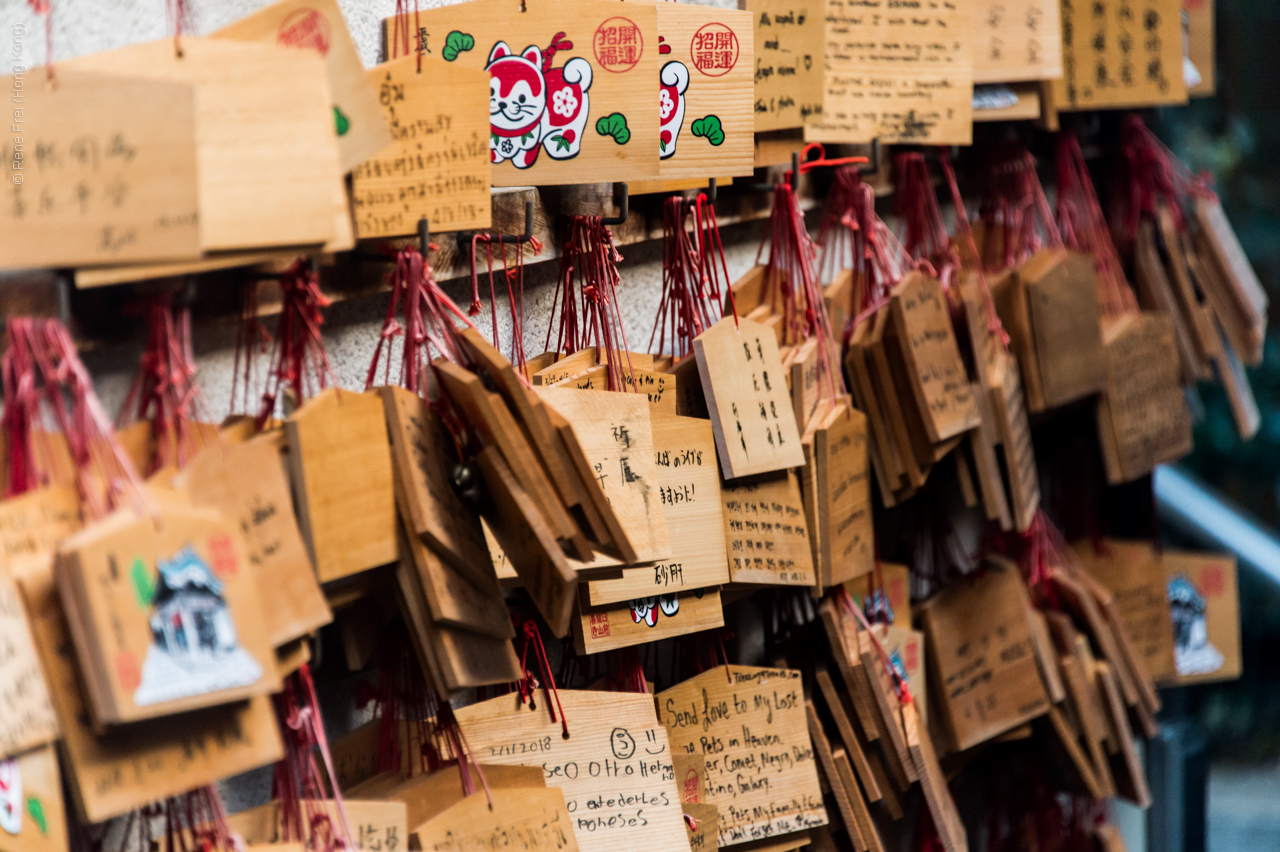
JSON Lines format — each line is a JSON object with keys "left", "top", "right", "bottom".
{"left": 456, "top": 200, "right": 535, "bottom": 249}
{"left": 705, "top": 178, "right": 717, "bottom": 204}
{"left": 352, "top": 216, "right": 432, "bottom": 264}
{"left": 865, "top": 139, "right": 882, "bottom": 175}
{"left": 55, "top": 270, "right": 72, "bottom": 328}
{"left": 748, "top": 151, "right": 800, "bottom": 193}
{"left": 601, "top": 183, "right": 629, "bottom": 226}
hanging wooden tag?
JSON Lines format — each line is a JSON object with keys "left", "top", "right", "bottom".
{"left": 1134, "top": 220, "right": 1205, "bottom": 383}
{"left": 18, "top": 562, "right": 282, "bottom": 823}
{"left": 645, "top": 3, "right": 754, "bottom": 179}
{"left": 866, "top": 309, "right": 927, "bottom": 490}
{"left": 1075, "top": 540, "right": 1176, "bottom": 685}
{"left": 0, "top": 485, "right": 79, "bottom": 583}
{"left": 384, "top": 0, "right": 661, "bottom": 185}
{"left": 816, "top": 600, "right": 882, "bottom": 747}
{"left": 806, "top": 1, "right": 973, "bottom": 145}
{"left": 176, "top": 431, "right": 333, "bottom": 648}
{"left": 918, "top": 560, "right": 1050, "bottom": 751}
{"left": 575, "top": 587, "right": 724, "bottom": 655}
{"left": 972, "top": 0, "right": 1063, "bottom": 84}
{"left": 806, "top": 402, "right": 872, "bottom": 588}
{"left": 658, "top": 666, "right": 828, "bottom": 845}
{"left": 0, "top": 574, "right": 59, "bottom": 761}
{"left": 456, "top": 690, "right": 689, "bottom": 852}
{"left": 1157, "top": 208, "right": 1219, "bottom": 369}
{"left": 66, "top": 38, "right": 345, "bottom": 252}
{"left": 673, "top": 753, "right": 708, "bottom": 804}
{"left": 54, "top": 502, "right": 279, "bottom": 725}
{"left": 230, "top": 799, "right": 408, "bottom": 851}
{"left": 1052, "top": 0, "right": 1187, "bottom": 111}
{"left": 1096, "top": 313, "right": 1193, "bottom": 484}
{"left": 214, "top": 0, "right": 391, "bottom": 172}
{"left": 854, "top": 627, "right": 916, "bottom": 789}
{"left": 1162, "top": 550, "right": 1241, "bottom": 685}
{"left": 868, "top": 623, "right": 927, "bottom": 727}
{"left": 1017, "top": 249, "right": 1109, "bottom": 410}
{"left": 684, "top": 801, "right": 719, "bottom": 852}
{"left": 537, "top": 387, "right": 672, "bottom": 563}
{"left": 745, "top": 0, "right": 825, "bottom": 132}
{"left": 286, "top": 388, "right": 398, "bottom": 583}
{"left": 0, "top": 70, "right": 201, "bottom": 269}
{"left": 695, "top": 316, "right": 805, "bottom": 479}
{"left": 348, "top": 762, "right": 545, "bottom": 828}
{"left": 989, "top": 356, "right": 1039, "bottom": 533}
{"left": 377, "top": 386, "right": 495, "bottom": 586}
{"left": 0, "top": 744, "right": 67, "bottom": 852}
{"left": 415, "top": 785, "right": 578, "bottom": 852}
{"left": 902, "top": 702, "right": 968, "bottom": 852}
{"left": 721, "top": 469, "right": 815, "bottom": 586}
{"left": 812, "top": 671, "right": 881, "bottom": 804}
{"left": 588, "top": 412, "right": 727, "bottom": 605}
{"left": 554, "top": 364, "right": 679, "bottom": 413}
{"left": 842, "top": 563, "right": 909, "bottom": 627}
{"left": 352, "top": 54, "right": 491, "bottom": 238}
{"left": 1194, "top": 196, "right": 1267, "bottom": 365}
{"left": 397, "top": 517, "right": 511, "bottom": 639}
{"left": 1094, "top": 661, "right": 1151, "bottom": 807}
{"left": 805, "top": 702, "right": 862, "bottom": 850}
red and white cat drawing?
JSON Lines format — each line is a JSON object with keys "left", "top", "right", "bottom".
{"left": 486, "top": 33, "right": 593, "bottom": 169}
{"left": 659, "top": 60, "right": 689, "bottom": 159}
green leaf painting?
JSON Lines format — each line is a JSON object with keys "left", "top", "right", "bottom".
{"left": 333, "top": 105, "right": 350, "bottom": 137}
{"left": 27, "top": 796, "right": 47, "bottom": 835}
{"left": 691, "top": 116, "right": 725, "bottom": 146}
{"left": 131, "top": 557, "right": 156, "bottom": 608}
{"left": 595, "top": 113, "right": 631, "bottom": 145}
{"left": 443, "top": 31, "right": 475, "bottom": 61}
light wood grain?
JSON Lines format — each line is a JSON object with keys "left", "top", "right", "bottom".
{"left": 971, "top": 0, "right": 1063, "bottom": 84}
{"left": 0, "top": 744, "right": 67, "bottom": 852}
{"left": 1052, "top": 0, "right": 1187, "bottom": 111}
{"left": 575, "top": 587, "right": 723, "bottom": 654}
{"left": 721, "top": 469, "right": 815, "bottom": 586}
{"left": 746, "top": 0, "right": 825, "bottom": 132}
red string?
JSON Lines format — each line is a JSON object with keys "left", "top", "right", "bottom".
{"left": 25, "top": 0, "right": 53, "bottom": 79}
{"left": 651, "top": 193, "right": 734, "bottom": 359}
{"left": 894, "top": 152, "right": 950, "bottom": 269}
{"left": 833, "top": 587, "right": 912, "bottom": 706}
{"left": 517, "top": 620, "right": 570, "bottom": 738}
{"left": 978, "top": 141, "right": 1062, "bottom": 272}
{"left": 258, "top": 260, "right": 335, "bottom": 428}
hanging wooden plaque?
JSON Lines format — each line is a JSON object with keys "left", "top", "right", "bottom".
{"left": 588, "top": 412, "right": 727, "bottom": 605}
{"left": 0, "top": 485, "right": 79, "bottom": 586}
{"left": 805, "top": 403, "right": 872, "bottom": 588}
{"left": 286, "top": 388, "right": 399, "bottom": 583}
{"left": 416, "top": 786, "right": 578, "bottom": 852}
{"left": 575, "top": 587, "right": 724, "bottom": 655}
{"left": 455, "top": 690, "right": 690, "bottom": 852}
{"left": 0, "top": 70, "right": 201, "bottom": 269}
{"left": 695, "top": 317, "right": 805, "bottom": 479}
{"left": 807, "top": 0, "right": 974, "bottom": 145}
{"left": 658, "top": 666, "right": 828, "bottom": 846}
{"left": 214, "top": 0, "right": 391, "bottom": 172}
{"left": 230, "top": 799, "right": 407, "bottom": 851}
{"left": 972, "top": 0, "right": 1064, "bottom": 84}
{"left": 0, "top": 744, "right": 67, "bottom": 852}
{"left": 842, "top": 563, "right": 910, "bottom": 627}
{"left": 1052, "top": 0, "right": 1187, "bottom": 111}
{"left": 353, "top": 54, "right": 491, "bottom": 238}
{"left": 0, "top": 574, "right": 58, "bottom": 761}
{"left": 384, "top": 0, "right": 661, "bottom": 185}
{"left": 745, "top": 0, "right": 825, "bottom": 131}
{"left": 1163, "top": 550, "right": 1240, "bottom": 685}
{"left": 19, "top": 563, "right": 283, "bottom": 823}
{"left": 721, "top": 469, "right": 815, "bottom": 586}
{"left": 176, "top": 431, "right": 333, "bottom": 648}
{"left": 66, "top": 38, "right": 345, "bottom": 252}
{"left": 1076, "top": 540, "right": 1177, "bottom": 684}
{"left": 54, "top": 503, "right": 280, "bottom": 725}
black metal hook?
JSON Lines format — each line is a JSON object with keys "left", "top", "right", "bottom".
{"left": 865, "top": 138, "right": 882, "bottom": 175}
{"left": 748, "top": 151, "right": 800, "bottom": 193}
{"left": 456, "top": 200, "right": 535, "bottom": 250}
{"left": 705, "top": 178, "right": 717, "bottom": 204}
{"left": 601, "top": 183, "right": 629, "bottom": 226}
{"left": 351, "top": 216, "right": 431, "bottom": 264}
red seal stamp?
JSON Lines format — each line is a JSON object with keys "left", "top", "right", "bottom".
{"left": 690, "top": 22, "right": 739, "bottom": 77}
{"left": 277, "top": 8, "right": 332, "bottom": 56}
{"left": 594, "top": 16, "right": 644, "bottom": 73}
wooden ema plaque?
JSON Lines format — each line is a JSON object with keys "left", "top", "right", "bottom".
{"left": 576, "top": 587, "right": 725, "bottom": 655}
{"left": 807, "top": 0, "right": 974, "bottom": 145}
{"left": 353, "top": 54, "right": 492, "bottom": 238}
{"left": 385, "top": 0, "right": 661, "bottom": 185}
{"left": 286, "top": 388, "right": 399, "bottom": 583}
{"left": 658, "top": 666, "right": 828, "bottom": 846}
{"left": 176, "top": 431, "right": 333, "bottom": 648}
{"left": 721, "top": 469, "right": 815, "bottom": 586}
{"left": 971, "top": 0, "right": 1064, "bottom": 84}
{"left": 0, "top": 70, "right": 201, "bottom": 269}
{"left": 0, "top": 744, "right": 68, "bottom": 852}
{"left": 648, "top": 3, "right": 755, "bottom": 180}
{"left": 0, "top": 486, "right": 80, "bottom": 578}
{"left": 746, "top": 0, "right": 825, "bottom": 132}
{"left": 919, "top": 561, "right": 1050, "bottom": 752}
{"left": 54, "top": 502, "right": 280, "bottom": 725}
{"left": 1052, "top": 0, "right": 1187, "bottom": 111}
{"left": 1096, "top": 313, "right": 1193, "bottom": 484}
{"left": 416, "top": 786, "right": 579, "bottom": 852}
{"left": 1162, "top": 550, "right": 1241, "bottom": 686}
{"left": 65, "top": 38, "right": 346, "bottom": 253}
{"left": 695, "top": 317, "right": 805, "bottom": 480}
{"left": 843, "top": 563, "right": 910, "bottom": 627}
{"left": 1076, "top": 540, "right": 1177, "bottom": 684}
{"left": 230, "top": 799, "right": 408, "bottom": 851}
{"left": 588, "top": 412, "right": 728, "bottom": 605}
{"left": 213, "top": 0, "right": 391, "bottom": 172}
{"left": 19, "top": 561, "right": 282, "bottom": 823}
{"left": 802, "top": 403, "right": 873, "bottom": 589}
{"left": 455, "top": 690, "right": 689, "bottom": 852}
{"left": 0, "top": 573, "right": 59, "bottom": 762}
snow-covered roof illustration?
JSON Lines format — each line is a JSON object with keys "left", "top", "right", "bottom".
{"left": 153, "top": 546, "right": 223, "bottom": 605}
{"left": 1168, "top": 574, "right": 1205, "bottom": 614}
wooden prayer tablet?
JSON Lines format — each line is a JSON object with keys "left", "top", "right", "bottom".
{"left": 806, "top": 702, "right": 861, "bottom": 850}
{"left": 683, "top": 802, "right": 719, "bottom": 852}
{"left": 1134, "top": 220, "right": 1205, "bottom": 384}
{"left": 0, "top": 69, "right": 202, "bottom": 270}
{"left": 971, "top": 0, "right": 1063, "bottom": 84}
{"left": 384, "top": 0, "right": 662, "bottom": 185}
{"left": 0, "top": 484, "right": 80, "bottom": 586}
{"left": 903, "top": 703, "right": 968, "bottom": 852}
{"left": 919, "top": 561, "right": 1050, "bottom": 751}
{"left": 651, "top": 3, "right": 755, "bottom": 180}
{"left": 397, "top": 520, "right": 512, "bottom": 641}
{"left": 353, "top": 54, "right": 492, "bottom": 238}
{"left": 746, "top": 0, "right": 825, "bottom": 132}
{"left": 1016, "top": 249, "right": 1109, "bottom": 411}
{"left": 286, "top": 388, "right": 398, "bottom": 583}
{"left": 0, "top": 743, "right": 68, "bottom": 852}
{"left": 1076, "top": 540, "right": 1177, "bottom": 685}
{"left": 1194, "top": 197, "right": 1267, "bottom": 365}
{"left": 415, "top": 786, "right": 579, "bottom": 852}
{"left": 65, "top": 38, "right": 345, "bottom": 253}
{"left": 813, "top": 671, "right": 880, "bottom": 803}
{"left": 1161, "top": 550, "right": 1241, "bottom": 686}
{"left": 230, "top": 799, "right": 408, "bottom": 850}
{"left": 19, "top": 561, "right": 283, "bottom": 823}
{"left": 54, "top": 502, "right": 279, "bottom": 725}
{"left": 659, "top": 666, "right": 828, "bottom": 845}
{"left": 806, "top": 0, "right": 974, "bottom": 145}
{"left": 456, "top": 690, "right": 689, "bottom": 852}
{"left": 0, "top": 572, "right": 59, "bottom": 761}
{"left": 1052, "top": 0, "right": 1187, "bottom": 111}
{"left": 695, "top": 316, "right": 806, "bottom": 479}
{"left": 213, "top": 0, "right": 391, "bottom": 172}
{"left": 588, "top": 411, "right": 727, "bottom": 605}
{"left": 176, "top": 431, "right": 332, "bottom": 648}
{"left": 575, "top": 587, "right": 724, "bottom": 655}
{"left": 720, "top": 468, "right": 816, "bottom": 586}
{"left": 990, "top": 356, "right": 1040, "bottom": 533}
{"left": 806, "top": 402, "right": 873, "bottom": 588}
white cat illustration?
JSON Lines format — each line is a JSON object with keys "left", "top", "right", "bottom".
{"left": 486, "top": 34, "right": 593, "bottom": 169}
{"left": 659, "top": 60, "right": 689, "bottom": 159}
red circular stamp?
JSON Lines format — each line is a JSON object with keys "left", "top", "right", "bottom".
{"left": 277, "top": 8, "right": 332, "bottom": 56}
{"left": 594, "top": 16, "right": 644, "bottom": 73}
{"left": 690, "top": 22, "right": 739, "bottom": 77}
